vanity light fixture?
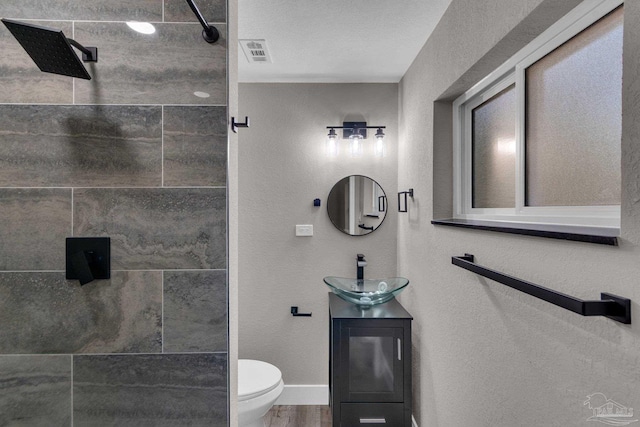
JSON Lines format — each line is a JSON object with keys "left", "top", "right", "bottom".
{"left": 326, "top": 122, "right": 386, "bottom": 157}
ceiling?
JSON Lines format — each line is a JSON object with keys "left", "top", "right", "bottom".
{"left": 238, "top": 0, "right": 454, "bottom": 83}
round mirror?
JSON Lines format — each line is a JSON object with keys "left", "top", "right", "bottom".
{"left": 327, "top": 175, "right": 387, "bottom": 236}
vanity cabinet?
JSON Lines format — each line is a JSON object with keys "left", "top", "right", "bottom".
{"left": 329, "top": 293, "right": 412, "bottom": 427}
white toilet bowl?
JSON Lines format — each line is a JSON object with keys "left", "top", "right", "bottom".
{"left": 238, "top": 359, "right": 284, "bottom": 427}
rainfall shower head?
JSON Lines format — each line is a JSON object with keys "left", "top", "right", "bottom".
{"left": 1, "top": 18, "right": 97, "bottom": 80}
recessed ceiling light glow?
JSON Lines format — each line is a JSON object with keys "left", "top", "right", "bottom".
{"left": 193, "top": 91, "right": 211, "bottom": 98}
{"left": 126, "top": 21, "right": 156, "bottom": 35}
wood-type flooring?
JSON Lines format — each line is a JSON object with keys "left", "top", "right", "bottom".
{"left": 264, "top": 405, "right": 332, "bottom": 427}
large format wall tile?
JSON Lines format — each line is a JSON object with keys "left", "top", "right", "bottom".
{"left": 164, "top": 0, "right": 226, "bottom": 23}
{"left": 74, "top": 23, "right": 227, "bottom": 105}
{"left": 74, "top": 188, "right": 226, "bottom": 269}
{"left": 0, "top": 21, "right": 73, "bottom": 104}
{"left": 0, "top": 272, "right": 162, "bottom": 354}
{"left": 164, "top": 270, "right": 227, "bottom": 352}
{"left": 163, "top": 106, "right": 227, "bottom": 186}
{"left": 0, "top": 0, "right": 161, "bottom": 21}
{"left": 0, "top": 189, "right": 71, "bottom": 271}
{"left": 0, "top": 355, "right": 71, "bottom": 426}
{"left": 74, "top": 353, "right": 227, "bottom": 426}
{"left": 0, "top": 105, "right": 162, "bottom": 187}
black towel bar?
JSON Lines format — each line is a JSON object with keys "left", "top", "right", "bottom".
{"left": 452, "top": 254, "right": 631, "bottom": 324}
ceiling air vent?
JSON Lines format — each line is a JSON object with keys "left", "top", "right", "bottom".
{"left": 239, "top": 39, "right": 272, "bottom": 63}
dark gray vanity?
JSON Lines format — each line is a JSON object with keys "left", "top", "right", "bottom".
{"left": 329, "top": 293, "right": 412, "bottom": 426}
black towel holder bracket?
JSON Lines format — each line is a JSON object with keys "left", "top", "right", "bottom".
{"left": 452, "top": 254, "right": 631, "bottom": 324}
{"left": 398, "top": 188, "right": 413, "bottom": 213}
{"left": 291, "top": 306, "right": 312, "bottom": 317}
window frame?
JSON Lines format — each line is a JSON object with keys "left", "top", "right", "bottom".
{"left": 453, "top": 0, "right": 623, "bottom": 229}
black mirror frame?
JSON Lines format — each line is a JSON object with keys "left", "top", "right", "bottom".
{"left": 326, "top": 175, "right": 388, "bottom": 236}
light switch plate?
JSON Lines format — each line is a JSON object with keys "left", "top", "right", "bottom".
{"left": 295, "top": 224, "right": 313, "bottom": 236}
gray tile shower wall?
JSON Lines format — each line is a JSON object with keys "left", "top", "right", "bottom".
{"left": 163, "top": 106, "right": 228, "bottom": 186}
{"left": 0, "top": 0, "right": 229, "bottom": 424}
{"left": 0, "top": 356, "right": 72, "bottom": 426}
{"left": 0, "top": 105, "right": 162, "bottom": 187}
{"left": 74, "top": 353, "right": 227, "bottom": 426}
{"left": 164, "top": 0, "right": 226, "bottom": 22}
{"left": 0, "top": 189, "right": 71, "bottom": 271}
{"left": 1, "top": 0, "right": 163, "bottom": 21}
{"left": 0, "top": 271, "right": 162, "bottom": 354}
{"left": 73, "top": 188, "right": 226, "bottom": 269}
{"left": 74, "top": 23, "right": 227, "bottom": 105}
{"left": 163, "top": 270, "right": 228, "bottom": 352}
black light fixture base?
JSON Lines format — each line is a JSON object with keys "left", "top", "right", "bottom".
{"left": 342, "top": 121, "right": 367, "bottom": 139}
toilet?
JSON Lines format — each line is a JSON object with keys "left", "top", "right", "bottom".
{"left": 238, "top": 359, "right": 284, "bottom": 427}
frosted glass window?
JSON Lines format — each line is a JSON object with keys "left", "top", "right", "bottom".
{"left": 472, "top": 84, "right": 516, "bottom": 208}
{"left": 349, "top": 336, "right": 394, "bottom": 392}
{"left": 525, "top": 7, "right": 622, "bottom": 207}
{"left": 454, "top": 2, "right": 622, "bottom": 228}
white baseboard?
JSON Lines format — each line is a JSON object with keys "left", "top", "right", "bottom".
{"left": 275, "top": 386, "right": 418, "bottom": 426}
{"left": 274, "top": 385, "right": 329, "bottom": 405}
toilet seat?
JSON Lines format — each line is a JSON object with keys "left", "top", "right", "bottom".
{"left": 238, "top": 359, "right": 282, "bottom": 402}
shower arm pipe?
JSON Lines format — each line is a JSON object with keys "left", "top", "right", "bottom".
{"left": 451, "top": 254, "right": 631, "bottom": 324}
{"left": 67, "top": 39, "right": 97, "bottom": 62}
{"left": 185, "top": 0, "right": 220, "bottom": 43}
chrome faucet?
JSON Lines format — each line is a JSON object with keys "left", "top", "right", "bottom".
{"left": 356, "top": 254, "right": 367, "bottom": 281}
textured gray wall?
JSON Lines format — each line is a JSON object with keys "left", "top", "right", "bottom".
{"left": 0, "top": 1, "right": 229, "bottom": 425}
{"left": 399, "top": 0, "right": 640, "bottom": 426}
{"left": 238, "top": 83, "right": 398, "bottom": 385}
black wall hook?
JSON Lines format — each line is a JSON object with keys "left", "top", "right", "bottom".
{"left": 291, "top": 306, "right": 312, "bottom": 317}
{"left": 231, "top": 116, "right": 250, "bottom": 133}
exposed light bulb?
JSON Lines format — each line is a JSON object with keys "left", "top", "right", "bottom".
{"left": 374, "top": 128, "right": 386, "bottom": 157}
{"left": 326, "top": 128, "right": 339, "bottom": 157}
{"left": 349, "top": 133, "right": 363, "bottom": 157}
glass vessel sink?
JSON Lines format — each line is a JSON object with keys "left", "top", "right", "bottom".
{"left": 323, "top": 276, "right": 410, "bottom": 306}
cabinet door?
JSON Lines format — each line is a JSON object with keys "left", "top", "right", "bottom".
{"left": 340, "top": 325, "right": 404, "bottom": 402}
